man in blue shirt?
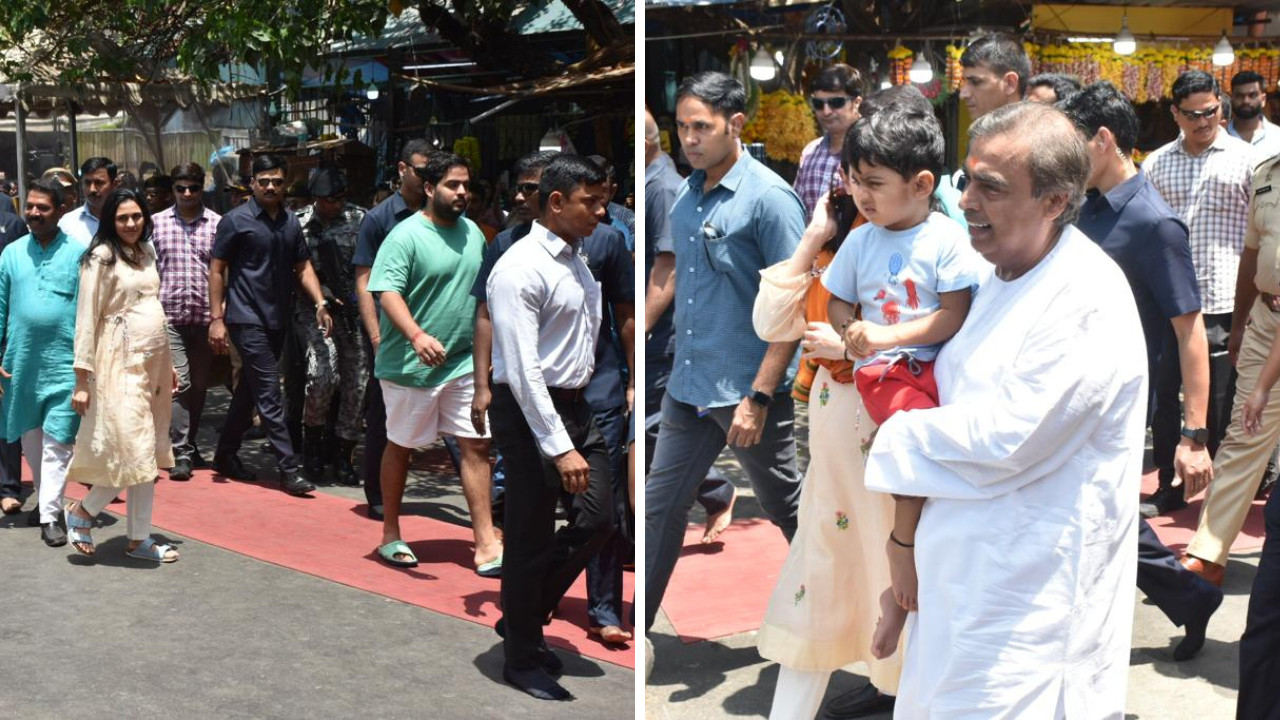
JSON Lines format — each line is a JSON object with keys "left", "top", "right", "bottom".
{"left": 0, "top": 200, "right": 24, "bottom": 516}
{"left": 353, "top": 139, "right": 432, "bottom": 518}
{"left": 645, "top": 72, "right": 805, "bottom": 635}
{"left": 1064, "top": 81, "right": 1222, "bottom": 660}
{"left": 472, "top": 150, "right": 636, "bottom": 644}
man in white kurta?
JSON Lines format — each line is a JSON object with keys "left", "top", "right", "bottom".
{"left": 864, "top": 103, "right": 1148, "bottom": 718}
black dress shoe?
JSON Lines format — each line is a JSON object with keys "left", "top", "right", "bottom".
{"left": 213, "top": 455, "right": 258, "bottom": 481}
{"left": 824, "top": 683, "right": 895, "bottom": 719}
{"left": 41, "top": 521, "right": 67, "bottom": 547}
{"left": 495, "top": 617, "right": 564, "bottom": 674}
{"left": 190, "top": 449, "right": 211, "bottom": 468}
{"left": 1139, "top": 485, "right": 1187, "bottom": 519}
{"left": 169, "top": 458, "right": 193, "bottom": 481}
{"left": 502, "top": 666, "right": 572, "bottom": 701}
{"left": 280, "top": 471, "right": 316, "bottom": 497}
{"left": 1174, "top": 580, "right": 1224, "bottom": 661}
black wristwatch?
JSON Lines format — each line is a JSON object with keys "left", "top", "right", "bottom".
{"left": 1181, "top": 427, "right": 1210, "bottom": 445}
{"left": 746, "top": 390, "right": 772, "bottom": 408}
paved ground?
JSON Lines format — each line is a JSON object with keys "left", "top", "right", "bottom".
{"left": 645, "top": 406, "right": 1251, "bottom": 719}
{"left": 0, "top": 387, "right": 634, "bottom": 718}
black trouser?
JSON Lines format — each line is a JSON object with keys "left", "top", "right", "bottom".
{"left": 585, "top": 402, "right": 630, "bottom": 629}
{"left": 0, "top": 438, "right": 21, "bottom": 500}
{"left": 362, "top": 332, "right": 386, "bottom": 508}
{"left": 1136, "top": 518, "right": 1220, "bottom": 627}
{"left": 217, "top": 324, "right": 299, "bottom": 473}
{"left": 490, "top": 383, "right": 613, "bottom": 670}
{"left": 1153, "top": 313, "right": 1236, "bottom": 488}
{"left": 1239, "top": 486, "right": 1280, "bottom": 719}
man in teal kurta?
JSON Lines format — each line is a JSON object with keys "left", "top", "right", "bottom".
{"left": 0, "top": 180, "right": 84, "bottom": 546}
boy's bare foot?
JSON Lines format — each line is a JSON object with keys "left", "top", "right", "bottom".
{"left": 702, "top": 486, "right": 737, "bottom": 544}
{"left": 886, "top": 535, "right": 919, "bottom": 612}
{"left": 871, "top": 587, "right": 908, "bottom": 659}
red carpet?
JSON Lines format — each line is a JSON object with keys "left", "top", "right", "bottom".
{"left": 57, "top": 469, "right": 635, "bottom": 669}
{"left": 661, "top": 471, "right": 1267, "bottom": 644}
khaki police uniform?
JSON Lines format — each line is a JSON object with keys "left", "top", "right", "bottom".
{"left": 1188, "top": 151, "right": 1280, "bottom": 566}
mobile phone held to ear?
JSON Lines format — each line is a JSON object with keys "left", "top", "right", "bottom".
{"left": 829, "top": 185, "right": 857, "bottom": 241}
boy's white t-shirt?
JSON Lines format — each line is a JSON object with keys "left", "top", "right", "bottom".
{"left": 820, "top": 211, "right": 979, "bottom": 368}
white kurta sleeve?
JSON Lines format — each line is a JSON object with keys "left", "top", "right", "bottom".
{"left": 865, "top": 301, "right": 1144, "bottom": 501}
{"left": 488, "top": 264, "right": 573, "bottom": 458}
{"left": 752, "top": 261, "right": 814, "bottom": 342}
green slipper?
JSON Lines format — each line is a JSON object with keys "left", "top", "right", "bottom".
{"left": 476, "top": 554, "right": 503, "bottom": 578}
{"left": 377, "top": 540, "right": 418, "bottom": 568}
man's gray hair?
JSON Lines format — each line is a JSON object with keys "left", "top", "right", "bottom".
{"left": 968, "top": 101, "right": 1089, "bottom": 228}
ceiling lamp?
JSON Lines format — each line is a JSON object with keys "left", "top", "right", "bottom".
{"left": 1112, "top": 15, "right": 1136, "bottom": 56}
{"left": 908, "top": 53, "right": 934, "bottom": 84}
{"left": 880, "top": 78, "right": 892, "bottom": 90}
{"left": 749, "top": 46, "right": 777, "bottom": 82}
{"left": 365, "top": 87, "right": 380, "bottom": 101}
{"left": 1212, "top": 33, "right": 1235, "bottom": 67}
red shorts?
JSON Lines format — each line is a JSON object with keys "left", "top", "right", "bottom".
{"left": 853, "top": 359, "right": 939, "bottom": 427}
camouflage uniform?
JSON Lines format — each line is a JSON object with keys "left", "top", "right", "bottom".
{"left": 294, "top": 203, "right": 369, "bottom": 442}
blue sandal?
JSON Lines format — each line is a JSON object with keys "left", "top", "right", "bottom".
{"left": 127, "top": 538, "right": 179, "bottom": 563}
{"left": 64, "top": 504, "right": 95, "bottom": 556}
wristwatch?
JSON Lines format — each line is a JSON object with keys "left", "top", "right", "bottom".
{"left": 1181, "top": 427, "right": 1210, "bottom": 445}
{"left": 746, "top": 390, "right": 772, "bottom": 408}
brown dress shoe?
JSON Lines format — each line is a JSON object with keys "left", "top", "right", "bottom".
{"left": 1181, "top": 554, "right": 1225, "bottom": 587}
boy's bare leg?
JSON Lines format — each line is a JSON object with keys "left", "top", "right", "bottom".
{"left": 871, "top": 587, "right": 908, "bottom": 659}
{"left": 887, "top": 495, "right": 925, "bottom": 612}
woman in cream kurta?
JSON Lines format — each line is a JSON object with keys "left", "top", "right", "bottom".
{"left": 753, "top": 195, "right": 900, "bottom": 720}
{"left": 65, "top": 189, "right": 178, "bottom": 563}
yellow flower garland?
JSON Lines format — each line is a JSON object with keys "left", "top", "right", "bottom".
{"left": 741, "top": 89, "right": 818, "bottom": 165}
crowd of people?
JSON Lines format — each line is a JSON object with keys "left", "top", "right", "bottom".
{"left": 644, "top": 33, "right": 1280, "bottom": 719}
{"left": 0, "top": 141, "right": 636, "bottom": 702}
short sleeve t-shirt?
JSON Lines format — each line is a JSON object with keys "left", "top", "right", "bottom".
{"left": 367, "top": 213, "right": 484, "bottom": 388}
{"left": 821, "top": 211, "right": 978, "bottom": 367}
{"left": 210, "top": 198, "right": 310, "bottom": 330}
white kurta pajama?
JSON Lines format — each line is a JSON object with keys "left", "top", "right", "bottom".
{"left": 864, "top": 227, "right": 1147, "bottom": 719}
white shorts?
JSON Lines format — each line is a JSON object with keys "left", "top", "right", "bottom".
{"left": 381, "top": 374, "right": 490, "bottom": 448}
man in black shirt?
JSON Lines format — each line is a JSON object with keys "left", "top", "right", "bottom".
{"left": 209, "top": 154, "right": 333, "bottom": 496}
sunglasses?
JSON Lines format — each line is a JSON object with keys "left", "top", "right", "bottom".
{"left": 174, "top": 184, "right": 201, "bottom": 194}
{"left": 255, "top": 178, "right": 286, "bottom": 188}
{"left": 955, "top": 170, "right": 969, "bottom": 193}
{"left": 516, "top": 182, "right": 540, "bottom": 196}
{"left": 809, "top": 96, "right": 854, "bottom": 111}
{"left": 1176, "top": 104, "right": 1220, "bottom": 121}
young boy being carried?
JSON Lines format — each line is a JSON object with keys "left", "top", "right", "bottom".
{"left": 822, "top": 105, "right": 979, "bottom": 659}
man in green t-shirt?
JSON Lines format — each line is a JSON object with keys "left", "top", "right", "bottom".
{"left": 367, "top": 152, "right": 502, "bottom": 574}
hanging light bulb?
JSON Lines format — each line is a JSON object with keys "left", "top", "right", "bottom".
{"left": 909, "top": 53, "right": 934, "bottom": 84}
{"left": 880, "top": 78, "right": 892, "bottom": 90}
{"left": 749, "top": 46, "right": 777, "bottom": 82}
{"left": 1212, "top": 33, "right": 1235, "bottom": 67}
{"left": 1112, "top": 15, "right": 1136, "bottom": 56}
{"left": 366, "top": 87, "right": 380, "bottom": 101}
{"left": 539, "top": 128, "right": 563, "bottom": 153}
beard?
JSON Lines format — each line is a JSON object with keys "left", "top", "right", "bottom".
{"left": 432, "top": 195, "right": 465, "bottom": 221}
{"left": 1234, "top": 103, "right": 1262, "bottom": 120}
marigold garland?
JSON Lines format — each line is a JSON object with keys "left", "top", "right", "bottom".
{"left": 741, "top": 89, "right": 817, "bottom": 164}
{"left": 1026, "top": 42, "right": 1280, "bottom": 102}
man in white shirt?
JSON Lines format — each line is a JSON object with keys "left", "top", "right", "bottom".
{"left": 866, "top": 101, "right": 1145, "bottom": 718}
{"left": 58, "top": 157, "right": 117, "bottom": 245}
{"left": 486, "top": 154, "right": 614, "bottom": 702}
{"left": 1227, "top": 70, "right": 1280, "bottom": 165}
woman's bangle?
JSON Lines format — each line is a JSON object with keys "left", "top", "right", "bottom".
{"left": 889, "top": 531, "right": 915, "bottom": 549}
{"left": 411, "top": 330, "right": 424, "bottom": 344}
{"left": 210, "top": 315, "right": 223, "bottom": 323}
